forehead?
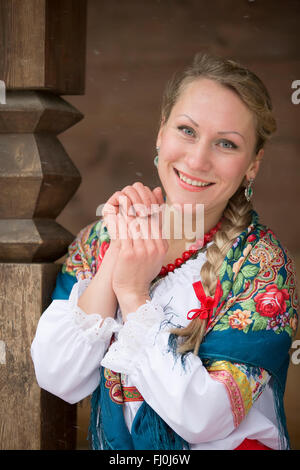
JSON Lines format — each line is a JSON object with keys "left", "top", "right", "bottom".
{"left": 170, "top": 78, "right": 255, "bottom": 134}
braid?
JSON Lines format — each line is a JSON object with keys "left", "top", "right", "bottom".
{"left": 172, "top": 186, "right": 253, "bottom": 355}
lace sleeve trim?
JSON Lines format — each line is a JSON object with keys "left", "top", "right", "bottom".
{"left": 68, "top": 279, "right": 121, "bottom": 344}
{"left": 101, "top": 300, "right": 165, "bottom": 374}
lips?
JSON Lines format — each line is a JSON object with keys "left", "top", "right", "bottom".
{"left": 174, "top": 168, "right": 215, "bottom": 191}
{"left": 175, "top": 168, "right": 213, "bottom": 184}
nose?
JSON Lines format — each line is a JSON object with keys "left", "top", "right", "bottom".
{"left": 184, "top": 140, "right": 212, "bottom": 172}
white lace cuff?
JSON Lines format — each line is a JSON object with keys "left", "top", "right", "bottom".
{"left": 101, "top": 300, "right": 165, "bottom": 374}
{"left": 68, "top": 279, "right": 121, "bottom": 344}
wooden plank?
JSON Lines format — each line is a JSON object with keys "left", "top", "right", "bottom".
{"left": 0, "top": 0, "right": 87, "bottom": 94}
{"left": 0, "top": 0, "right": 46, "bottom": 89}
{"left": 45, "top": 0, "right": 87, "bottom": 94}
{"left": 0, "top": 262, "right": 76, "bottom": 449}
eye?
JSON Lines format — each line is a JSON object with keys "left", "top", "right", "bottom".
{"left": 178, "top": 125, "right": 195, "bottom": 137}
{"left": 218, "top": 139, "right": 238, "bottom": 150}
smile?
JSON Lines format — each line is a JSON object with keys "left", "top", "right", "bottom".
{"left": 174, "top": 168, "right": 215, "bottom": 191}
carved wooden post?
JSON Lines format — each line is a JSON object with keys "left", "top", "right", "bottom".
{"left": 0, "top": 0, "right": 87, "bottom": 449}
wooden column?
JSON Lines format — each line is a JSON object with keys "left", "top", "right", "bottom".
{"left": 0, "top": 0, "right": 87, "bottom": 449}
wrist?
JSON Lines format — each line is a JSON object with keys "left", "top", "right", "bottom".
{"left": 117, "top": 291, "right": 151, "bottom": 320}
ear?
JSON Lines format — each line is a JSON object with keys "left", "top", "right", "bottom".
{"left": 246, "top": 148, "right": 264, "bottom": 180}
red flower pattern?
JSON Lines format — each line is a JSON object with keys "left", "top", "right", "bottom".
{"left": 97, "top": 240, "right": 110, "bottom": 269}
{"left": 254, "top": 284, "right": 289, "bottom": 318}
{"left": 247, "top": 234, "right": 257, "bottom": 242}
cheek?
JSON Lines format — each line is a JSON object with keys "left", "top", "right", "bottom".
{"left": 216, "top": 157, "right": 249, "bottom": 182}
{"left": 159, "top": 132, "right": 185, "bottom": 163}
{"left": 160, "top": 142, "right": 180, "bottom": 163}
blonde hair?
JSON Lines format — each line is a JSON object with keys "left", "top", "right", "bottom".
{"left": 160, "top": 52, "right": 277, "bottom": 355}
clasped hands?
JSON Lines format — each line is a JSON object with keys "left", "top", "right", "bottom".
{"left": 102, "top": 182, "right": 169, "bottom": 317}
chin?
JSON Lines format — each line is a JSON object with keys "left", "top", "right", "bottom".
{"left": 166, "top": 195, "right": 204, "bottom": 213}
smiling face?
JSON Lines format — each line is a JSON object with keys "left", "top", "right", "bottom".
{"left": 156, "top": 78, "right": 264, "bottom": 222}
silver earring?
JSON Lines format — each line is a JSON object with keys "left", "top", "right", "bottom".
{"left": 154, "top": 146, "right": 159, "bottom": 168}
{"left": 245, "top": 178, "right": 254, "bottom": 201}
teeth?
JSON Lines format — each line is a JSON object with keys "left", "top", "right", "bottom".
{"left": 178, "top": 171, "right": 211, "bottom": 187}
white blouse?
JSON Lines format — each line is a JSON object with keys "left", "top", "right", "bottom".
{"left": 31, "top": 250, "right": 280, "bottom": 450}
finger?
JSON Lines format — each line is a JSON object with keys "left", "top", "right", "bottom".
{"left": 117, "top": 213, "right": 133, "bottom": 251}
{"left": 119, "top": 183, "right": 157, "bottom": 218}
{"left": 149, "top": 187, "right": 164, "bottom": 218}
{"left": 129, "top": 212, "right": 168, "bottom": 262}
{"left": 148, "top": 210, "right": 168, "bottom": 251}
{"left": 119, "top": 185, "right": 146, "bottom": 217}
{"left": 132, "top": 213, "right": 149, "bottom": 241}
{"left": 104, "top": 190, "right": 140, "bottom": 218}
{"left": 152, "top": 186, "right": 165, "bottom": 206}
{"left": 134, "top": 216, "right": 158, "bottom": 256}
{"left": 104, "top": 184, "right": 162, "bottom": 219}
{"left": 128, "top": 220, "right": 146, "bottom": 254}
{"left": 103, "top": 191, "right": 125, "bottom": 217}
{"left": 127, "top": 214, "right": 143, "bottom": 241}
{"left": 132, "top": 182, "right": 159, "bottom": 216}
{"left": 141, "top": 215, "right": 168, "bottom": 258}
{"left": 103, "top": 213, "right": 118, "bottom": 240}
{"left": 136, "top": 214, "right": 164, "bottom": 250}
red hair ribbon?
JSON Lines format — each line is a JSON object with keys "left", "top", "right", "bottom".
{"left": 187, "top": 279, "right": 223, "bottom": 325}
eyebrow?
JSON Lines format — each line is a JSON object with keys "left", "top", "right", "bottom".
{"left": 177, "top": 114, "right": 245, "bottom": 142}
{"left": 177, "top": 114, "right": 199, "bottom": 127}
{"left": 217, "top": 131, "right": 245, "bottom": 142}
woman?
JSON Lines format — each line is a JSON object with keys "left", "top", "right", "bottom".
{"left": 31, "top": 53, "right": 298, "bottom": 450}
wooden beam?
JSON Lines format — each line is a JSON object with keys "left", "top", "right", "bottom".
{"left": 0, "top": 0, "right": 87, "bottom": 94}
